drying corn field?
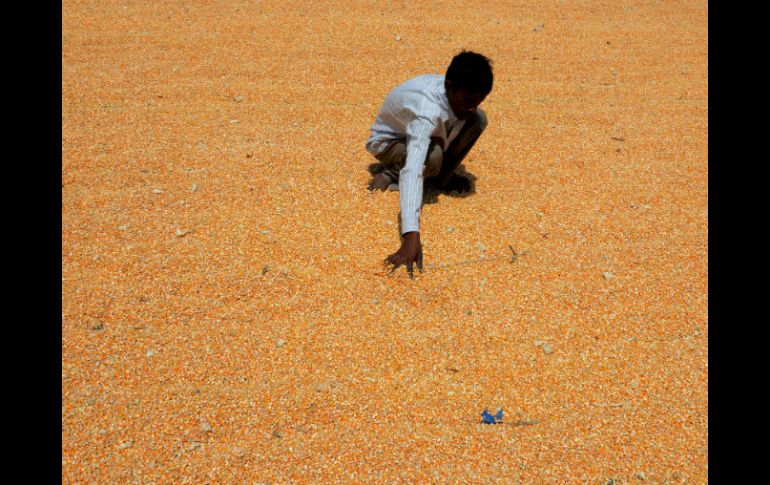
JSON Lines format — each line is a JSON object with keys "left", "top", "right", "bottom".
{"left": 61, "top": 0, "right": 708, "bottom": 483}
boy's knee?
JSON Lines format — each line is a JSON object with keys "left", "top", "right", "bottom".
{"left": 474, "top": 108, "right": 488, "bottom": 131}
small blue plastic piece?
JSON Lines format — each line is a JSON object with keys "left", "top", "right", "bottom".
{"left": 481, "top": 408, "right": 504, "bottom": 424}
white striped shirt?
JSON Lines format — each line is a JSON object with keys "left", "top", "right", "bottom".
{"left": 366, "top": 74, "right": 465, "bottom": 234}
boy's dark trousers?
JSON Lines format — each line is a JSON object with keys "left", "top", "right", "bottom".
{"left": 373, "top": 109, "right": 487, "bottom": 188}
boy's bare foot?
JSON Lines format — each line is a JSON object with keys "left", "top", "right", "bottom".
{"left": 441, "top": 174, "right": 472, "bottom": 194}
{"left": 367, "top": 173, "right": 393, "bottom": 191}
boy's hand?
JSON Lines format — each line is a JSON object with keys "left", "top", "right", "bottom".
{"left": 385, "top": 231, "right": 423, "bottom": 279}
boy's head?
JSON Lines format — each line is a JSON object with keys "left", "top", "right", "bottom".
{"left": 444, "top": 50, "right": 493, "bottom": 120}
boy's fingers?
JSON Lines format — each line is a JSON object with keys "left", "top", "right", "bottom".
{"left": 407, "top": 261, "right": 414, "bottom": 280}
{"left": 416, "top": 251, "right": 423, "bottom": 272}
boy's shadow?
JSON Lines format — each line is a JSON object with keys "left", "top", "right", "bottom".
{"left": 366, "top": 162, "right": 478, "bottom": 205}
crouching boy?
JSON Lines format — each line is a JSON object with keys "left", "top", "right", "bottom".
{"left": 365, "top": 50, "right": 494, "bottom": 278}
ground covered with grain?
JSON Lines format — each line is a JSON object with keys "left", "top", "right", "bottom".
{"left": 62, "top": 1, "right": 708, "bottom": 483}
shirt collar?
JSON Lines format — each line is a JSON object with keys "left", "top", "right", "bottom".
{"left": 438, "top": 75, "right": 458, "bottom": 121}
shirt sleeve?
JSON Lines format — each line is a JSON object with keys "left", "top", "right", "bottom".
{"left": 399, "top": 115, "right": 437, "bottom": 234}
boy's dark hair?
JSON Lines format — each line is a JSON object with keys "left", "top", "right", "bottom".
{"left": 445, "top": 51, "right": 493, "bottom": 95}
